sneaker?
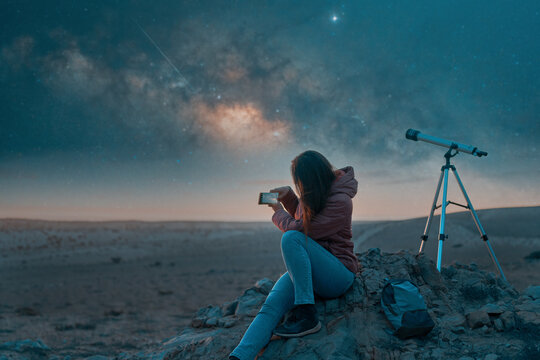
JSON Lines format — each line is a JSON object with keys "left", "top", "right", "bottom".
{"left": 273, "top": 304, "right": 321, "bottom": 338}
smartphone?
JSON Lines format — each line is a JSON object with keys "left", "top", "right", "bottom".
{"left": 258, "top": 192, "right": 278, "bottom": 205}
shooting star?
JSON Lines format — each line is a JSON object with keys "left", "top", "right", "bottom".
{"left": 132, "top": 18, "right": 195, "bottom": 93}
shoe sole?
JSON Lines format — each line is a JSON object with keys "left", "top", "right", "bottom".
{"left": 273, "top": 321, "right": 322, "bottom": 338}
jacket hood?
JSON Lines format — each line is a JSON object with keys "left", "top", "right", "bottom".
{"left": 330, "top": 166, "right": 358, "bottom": 198}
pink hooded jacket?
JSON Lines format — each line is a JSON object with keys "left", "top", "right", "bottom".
{"left": 271, "top": 166, "right": 359, "bottom": 274}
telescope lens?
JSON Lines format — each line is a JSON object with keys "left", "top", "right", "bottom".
{"left": 405, "top": 129, "right": 420, "bottom": 141}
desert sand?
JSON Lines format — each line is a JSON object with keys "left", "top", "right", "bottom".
{"left": 0, "top": 206, "right": 538, "bottom": 357}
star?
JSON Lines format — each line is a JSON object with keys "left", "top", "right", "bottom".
{"left": 331, "top": 14, "right": 339, "bottom": 23}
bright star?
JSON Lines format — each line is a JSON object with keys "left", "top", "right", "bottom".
{"left": 331, "top": 14, "right": 338, "bottom": 22}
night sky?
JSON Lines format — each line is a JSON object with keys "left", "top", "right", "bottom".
{"left": 1, "top": 1, "right": 539, "bottom": 221}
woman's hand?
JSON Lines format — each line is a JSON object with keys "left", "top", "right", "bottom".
{"left": 268, "top": 202, "right": 284, "bottom": 212}
{"left": 269, "top": 186, "right": 292, "bottom": 201}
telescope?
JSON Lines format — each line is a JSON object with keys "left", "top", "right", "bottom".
{"left": 404, "top": 127, "right": 507, "bottom": 282}
{"left": 405, "top": 129, "right": 487, "bottom": 157}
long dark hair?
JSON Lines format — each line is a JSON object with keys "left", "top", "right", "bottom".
{"left": 290, "top": 150, "right": 337, "bottom": 244}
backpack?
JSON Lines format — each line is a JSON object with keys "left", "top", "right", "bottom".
{"left": 380, "top": 278, "right": 435, "bottom": 339}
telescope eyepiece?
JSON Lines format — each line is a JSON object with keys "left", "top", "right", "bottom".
{"left": 405, "top": 128, "right": 420, "bottom": 141}
{"left": 475, "top": 150, "right": 488, "bottom": 157}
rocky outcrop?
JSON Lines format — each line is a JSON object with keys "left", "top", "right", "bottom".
{"left": 120, "top": 249, "right": 539, "bottom": 360}
{"left": 2, "top": 249, "right": 539, "bottom": 360}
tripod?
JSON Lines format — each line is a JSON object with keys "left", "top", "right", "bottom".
{"left": 418, "top": 145, "right": 507, "bottom": 281}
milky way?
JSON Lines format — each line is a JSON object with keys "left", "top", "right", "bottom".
{"left": 1, "top": 1, "right": 538, "bottom": 220}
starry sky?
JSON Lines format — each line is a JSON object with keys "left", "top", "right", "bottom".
{"left": 1, "top": 0, "right": 539, "bottom": 221}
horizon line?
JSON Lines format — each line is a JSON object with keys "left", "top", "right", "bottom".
{"left": 0, "top": 205, "right": 537, "bottom": 224}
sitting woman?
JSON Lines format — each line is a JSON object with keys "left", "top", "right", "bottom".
{"left": 229, "top": 150, "right": 359, "bottom": 360}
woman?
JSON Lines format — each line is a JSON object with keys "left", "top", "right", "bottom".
{"left": 229, "top": 150, "right": 359, "bottom": 360}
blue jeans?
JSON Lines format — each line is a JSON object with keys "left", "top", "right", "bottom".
{"left": 229, "top": 230, "right": 355, "bottom": 360}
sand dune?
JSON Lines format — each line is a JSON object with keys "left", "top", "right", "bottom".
{"left": 353, "top": 206, "right": 540, "bottom": 288}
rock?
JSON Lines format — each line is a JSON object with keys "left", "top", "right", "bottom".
{"left": 493, "top": 318, "right": 504, "bottom": 332}
{"left": 484, "top": 354, "right": 498, "bottom": 360}
{"left": 15, "top": 307, "right": 40, "bottom": 316}
{"left": 367, "top": 247, "right": 381, "bottom": 258}
{"left": 443, "top": 314, "right": 467, "bottom": 328}
{"left": 499, "top": 311, "right": 516, "bottom": 330}
{"left": 281, "top": 337, "right": 300, "bottom": 358}
{"left": 0, "top": 339, "right": 50, "bottom": 353}
{"left": 235, "top": 288, "right": 266, "bottom": 317}
{"left": 441, "top": 265, "right": 458, "bottom": 278}
{"left": 523, "top": 285, "right": 540, "bottom": 300}
{"left": 206, "top": 306, "right": 222, "bottom": 318}
{"left": 254, "top": 278, "right": 274, "bottom": 295}
{"left": 157, "top": 328, "right": 224, "bottom": 358}
{"left": 217, "top": 315, "right": 237, "bottom": 328}
{"left": 514, "top": 297, "right": 540, "bottom": 330}
{"left": 344, "top": 277, "right": 364, "bottom": 306}
{"left": 466, "top": 310, "right": 490, "bottom": 329}
{"left": 361, "top": 268, "right": 383, "bottom": 295}
{"left": 205, "top": 317, "right": 218, "bottom": 327}
{"left": 451, "top": 326, "right": 466, "bottom": 334}
{"left": 221, "top": 300, "right": 238, "bottom": 316}
{"left": 515, "top": 309, "right": 540, "bottom": 328}
{"left": 416, "top": 252, "right": 445, "bottom": 290}
{"left": 191, "top": 305, "right": 223, "bottom": 328}
{"left": 524, "top": 250, "right": 540, "bottom": 261}
{"left": 480, "top": 303, "right": 504, "bottom": 315}
{"left": 191, "top": 317, "right": 205, "bottom": 328}
{"left": 104, "top": 309, "right": 123, "bottom": 317}
{"left": 430, "top": 348, "right": 446, "bottom": 358}
{"left": 55, "top": 322, "right": 96, "bottom": 331}
{"left": 400, "top": 353, "right": 416, "bottom": 360}
{"left": 461, "top": 278, "right": 488, "bottom": 300}
{"left": 324, "top": 298, "right": 341, "bottom": 314}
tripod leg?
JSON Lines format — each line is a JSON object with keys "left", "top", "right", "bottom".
{"left": 451, "top": 168, "right": 507, "bottom": 281}
{"left": 436, "top": 168, "right": 450, "bottom": 271}
{"left": 419, "top": 171, "right": 444, "bottom": 253}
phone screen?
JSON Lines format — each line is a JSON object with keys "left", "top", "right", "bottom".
{"left": 258, "top": 192, "right": 278, "bottom": 205}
